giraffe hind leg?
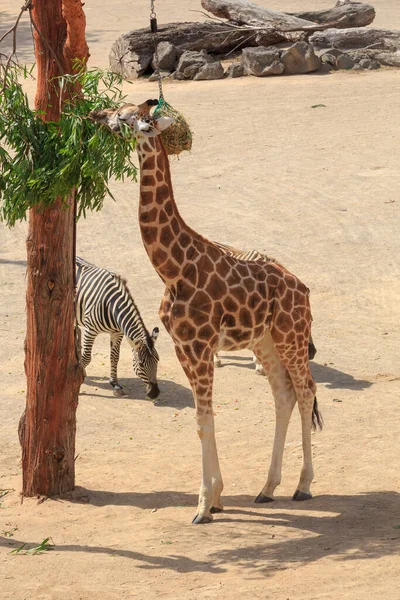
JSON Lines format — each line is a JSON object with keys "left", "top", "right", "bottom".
{"left": 253, "top": 332, "right": 297, "bottom": 502}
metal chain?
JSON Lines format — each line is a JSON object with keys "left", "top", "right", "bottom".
{"left": 150, "top": 0, "right": 164, "bottom": 102}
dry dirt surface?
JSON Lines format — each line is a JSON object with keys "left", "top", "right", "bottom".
{"left": 1, "top": 1, "right": 400, "bottom": 599}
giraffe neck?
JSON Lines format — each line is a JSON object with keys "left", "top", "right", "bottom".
{"left": 136, "top": 136, "right": 200, "bottom": 285}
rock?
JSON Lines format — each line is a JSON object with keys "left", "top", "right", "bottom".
{"left": 336, "top": 53, "right": 355, "bottom": 70}
{"left": 148, "top": 70, "right": 171, "bottom": 82}
{"left": 358, "top": 58, "right": 380, "bottom": 69}
{"left": 225, "top": 63, "right": 245, "bottom": 78}
{"left": 281, "top": 41, "right": 321, "bottom": 74}
{"left": 241, "top": 47, "right": 284, "bottom": 77}
{"left": 175, "top": 49, "right": 213, "bottom": 79}
{"left": 261, "top": 60, "right": 285, "bottom": 76}
{"left": 321, "top": 53, "right": 337, "bottom": 66}
{"left": 194, "top": 61, "right": 224, "bottom": 80}
{"left": 152, "top": 42, "right": 178, "bottom": 71}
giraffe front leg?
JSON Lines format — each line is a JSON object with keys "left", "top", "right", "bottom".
{"left": 175, "top": 347, "right": 223, "bottom": 523}
{"left": 109, "top": 332, "right": 125, "bottom": 397}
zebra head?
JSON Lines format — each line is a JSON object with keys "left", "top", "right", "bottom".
{"left": 132, "top": 327, "right": 160, "bottom": 399}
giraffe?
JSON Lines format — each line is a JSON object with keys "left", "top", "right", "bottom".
{"left": 213, "top": 241, "right": 317, "bottom": 372}
{"left": 89, "top": 101, "right": 323, "bottom": 524}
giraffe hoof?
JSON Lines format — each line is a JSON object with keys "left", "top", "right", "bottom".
{"left": 292, "top": 490, "right": 312, "bottom": 502}
{"left": 192, "top": 514, "right": 213, "bottom": 525}
{"left": 210, "top": 506, "right": 223, "bottom": 514}
{"left": 255, "top": 493, "right": 274, "bottom": 504}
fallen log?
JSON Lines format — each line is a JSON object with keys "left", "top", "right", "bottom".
{"left": 201, "top": 0, "right": 375, "bottom": 30}
{"left": 290, "top": 1, "right": 375, "bottom": 29}
{"left": 310, "top": 27, "right": 400, "bottom": 49}
{"left": 110, "top": 21, "right": 288, "bottom": 79}
{"left": 201, "top": 0, "right": 314, "bottom": 30}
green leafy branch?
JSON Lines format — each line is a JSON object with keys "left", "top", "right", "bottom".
{"left": 0, "top": 65, "right": 136, "bottom": 226}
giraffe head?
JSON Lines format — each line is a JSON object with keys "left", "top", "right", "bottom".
{"left": 89, "top": 100, "right": 173, "bottom": 138}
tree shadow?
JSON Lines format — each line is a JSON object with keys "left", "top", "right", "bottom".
{"left": 216, "top": 354, "right": 255, "bottom": 371}
{"left": 311, "top": 362, "right": 373, "bottom": 390}
{"left": 0, "top": 258, "right": 27, "bottom": 267}
{"left": 2, "top": 490, "right": 398, "bottom": 576}
{"left": 81, "top": 376, "right": 194, "bottom": 409}
{"left": 0, "top": 11, "right": 35, "bottom": 63}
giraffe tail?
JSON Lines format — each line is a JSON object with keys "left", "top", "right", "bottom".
{"left": 312, "top": 397, "right": 323, "bottom": 431}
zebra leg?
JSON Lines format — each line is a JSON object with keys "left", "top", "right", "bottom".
{"left": 214, "top": 353, "right": 222, "bottom": 368}
{"left": 110, "top": 332, "right": 125, "bottom": 397}
{"left": 253, "top": 354, "right": 266, "bottom": 376}
{"left": 81, "top": 327, "right": 97, "bottom": 374}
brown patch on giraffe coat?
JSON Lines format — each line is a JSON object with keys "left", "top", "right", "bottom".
{"left": 179, "top": 232, "right": 191, "bottom": 248}
{"left": 140, "top": 207, "right": 158, "bottom": 223}
{"left": 164, "top": 201, "right": 173, "bottom": 216}
{"left": 142, "top": 156, "right": 155, "bottom": 171}
{"left": 141, "top": 191, "right": 153, "bottom": 206}
{"left": 223, "top": 296, "right": 238, "bottom": 313}
{"left": 248, "top": 292, "right": 262, "bottom": 309}
{"left": 142, "top": 142, "right": 153, "bottom": 153}
{"left": 198, "top": 324, "right": 214, "bottom": 340}
{"left": 243, "top": 277, "right": 255, "bottom": 293}
{"left": 222, "top": 314, "right": 236, "bottom": 328}
{"left": 192, "top": 340, "right": 207, "bottom": 359}
{"left": 236, "top": 263, "right": 249, "bottom": 278}
{"left": 176, "top": 320, "right": 196, "bottom": 341}
{"left": 186, "top": 246, "right": 199, "bottom": 262}
{"left": 171, "top": 242, "right": 184, "bottom": 264}
{"left": 141, "top": 226, "right": 158, "bottom": 245}
{"left": 227, "top": 268, "right": 240, "bottom": 286}
{"left": 217, "top": 257, "right": 231, "bottom": 278}
{"left": 206, "top": 245, "right": 221, "bottom": 262}
{"left": 275, "top": 311, "right": 294, "bottom": 334}
{"left": 158, "top": 210, "right": 169, "bottom": 224}
{"left": 156, "top": 184, "right": 169, "bottom": 205}
{"left": 152, "top": 247, "right": 168, "bottom": 267}
{"left": 172, "top": 303, "right": 186, "bottom": 319}
{"left": 171, "top": 217, "right": 180, "bottom": 235}
{"left": 231, "top": 285, "right": 247, "bottom": 304}
{"left": 207, "top": 273, "right": 227, "bottom": 300}
{"left": 162, "top": 260, "right": 180, "bottom": 279}
{"left": 160, "top": 226, "right": 174, "bottom": 248}
{"left": 190, "top": 290, "right": 212, "bottom": 311}
{"left": 239, "top": 307, "right": 252, "bottom": 329}
{"left": 156, "top": 169, "right": 163, "bottom": 183}
{"left": 280, "top": 290, "right": 294, "bottom": 313}
{"left": 142, "top": 175, "right": 156, "bottom": 187}
{"left": 177, "top": 280, "right": 196, "bottom": 302}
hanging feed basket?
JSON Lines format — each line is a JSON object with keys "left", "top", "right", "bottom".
{"left": 153, "top": 98, "right": 192, "bottom": 156}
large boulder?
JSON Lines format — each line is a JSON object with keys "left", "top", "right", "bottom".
{"left": 151, "top": 41, "right": 178, "bottom": 71}
{"left": 175, "top": 49, "right": 213, "bottom": 79}
{"left": 225, "top": 63, "right": 245, "bottom": 78}
{"left": 194, "top": 61, "right": 224, "bottom": 80}
{"left": 241, "top": 47, "right": 285, "bottom": 76}
{"left": 281, "top": 42, "right": 321, "bottom": 74}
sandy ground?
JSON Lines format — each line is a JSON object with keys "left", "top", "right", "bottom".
{"left": 1, "top": 1, "right": 400, "bottom": 599}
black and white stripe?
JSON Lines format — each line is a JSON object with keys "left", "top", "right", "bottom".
{"left": 76, "top": 257, "right": 160, "bottom": 398}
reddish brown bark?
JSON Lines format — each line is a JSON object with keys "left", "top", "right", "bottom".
{"left": 21, "top": 0, "right": 88, "bottom": 497}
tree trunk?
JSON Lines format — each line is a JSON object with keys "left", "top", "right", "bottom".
{"left": 201, "top": 0, "right": 314, "bottom": 28}
{"left": 21, "top": 0, "right": 88, "bottom": 497}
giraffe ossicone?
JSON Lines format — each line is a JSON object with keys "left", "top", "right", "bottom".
{"left": 89, "top": 101, "right": 323, "bottom": 524}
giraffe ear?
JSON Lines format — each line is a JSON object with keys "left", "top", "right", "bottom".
{"left": 154, "top": 116, "right": 174, "bottom": 132}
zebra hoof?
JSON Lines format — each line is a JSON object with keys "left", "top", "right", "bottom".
{"left": 113, "top": 388, "right": 125, "bottom": 397}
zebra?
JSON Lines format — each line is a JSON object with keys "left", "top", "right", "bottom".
{"left": 212, "top": 242, "right": 317, "bottom": 375}
{"left": 75, "top": 257, "right": 160, "bottom": 399}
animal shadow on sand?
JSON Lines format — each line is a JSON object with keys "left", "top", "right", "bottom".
{"left": 81, "top": 375, "right": 193, "bottom": 409}
{"left": 311, "top": 362, "right": 373, "bottom": 391}
{"left": 3, "top": 490, "right": 398, "bottom": 577}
